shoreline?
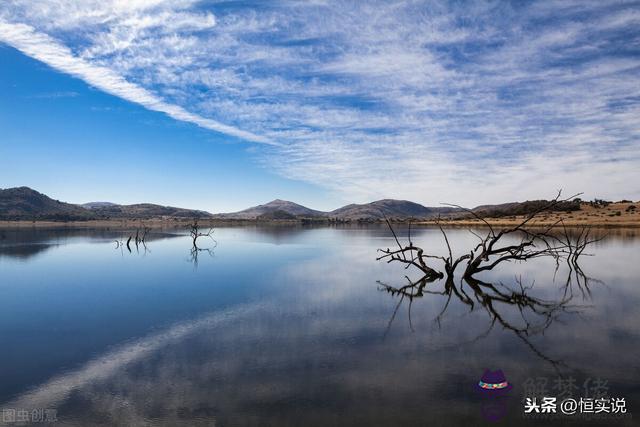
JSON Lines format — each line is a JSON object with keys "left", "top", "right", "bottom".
{"left": 1, "top": 218, "right": 639, "bottom": 229}
{"left": 414, "top": 219, "right": 640, "bottom": 228}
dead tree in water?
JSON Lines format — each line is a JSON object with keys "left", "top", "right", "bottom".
{"left": 376, "top": 191, "right": 603, "bottom": 370}
{"left": 135, "top": 224, "right": 151, "bottom": 245}
{"left": 190, "top": 221, "right": 216, "bottom": 249}
{"left": 378, "top": 217, "right": 444, "bottom": 281}
{"left": 378, "top": 191, "right": 601, "bottom": 281}
{"left": 189, "top": 221, "right": 217, "bottom": 267}
{"left": 114, "top": 224, "right": 152, "bottom": 254}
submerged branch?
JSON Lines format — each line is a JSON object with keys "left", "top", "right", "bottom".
{"left": 376, "top": 191, "right": 602, "bottom": 370}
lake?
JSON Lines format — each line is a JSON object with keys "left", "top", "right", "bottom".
{"left": 0, "top": 225, "right": 638, "bottom": 426}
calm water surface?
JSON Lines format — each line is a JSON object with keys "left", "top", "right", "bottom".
{"left": 0, "top": 225, "right": 638, "bottom": 426}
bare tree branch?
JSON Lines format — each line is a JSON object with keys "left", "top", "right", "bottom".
{"left": 376, "top": 191, "right": 602, "bottom": 371}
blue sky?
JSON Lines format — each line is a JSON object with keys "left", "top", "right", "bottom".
{"left": 0, "top": 1, "right": 639, "bottom": 212}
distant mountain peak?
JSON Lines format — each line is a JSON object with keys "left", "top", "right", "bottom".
{"left": 328, "top": 199, "right": 441, "bottom": 219}
{"left": 4, "top": 186, "right": 41, "bottom": 195}
{"left": 263, "top": 199, "right": 293, "bottom": 205}
{"left": 217, "top": 199, "right": 324, "bottom": 219}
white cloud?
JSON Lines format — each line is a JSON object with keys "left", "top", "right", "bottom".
{"left": 0, "top": 19, "right": 273, "bottom": 145}
{"left": 1, "top": 0, "right": 639, "bottom": 206}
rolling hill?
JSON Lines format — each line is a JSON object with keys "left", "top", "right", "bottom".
{"left": 0, "top": 187, "right": 212, "bottom": 221}
{"left": 471, "top": 199, "right": 581, "bottom": 217}
{"left": 328, "top": 199, "right": 459, "bottom": 220}
{"left": 84, "top": 202, "right": 212, "bottom": 219}
{"left": 0, "top": 187, "right": 95, "bottom": 220}
{"left": 215, "top": 199, "right": 461, "bottom": 220}
{"left": 214, "top": 199, "right": 325, "bottom": 220}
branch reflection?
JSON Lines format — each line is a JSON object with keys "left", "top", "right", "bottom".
{"left": 378, "top": 269, "right": 598, "bottom": 371}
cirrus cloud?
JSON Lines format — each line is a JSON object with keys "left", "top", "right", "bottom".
{"left": 0, "top": 0, "right": 638, "bottom": 205}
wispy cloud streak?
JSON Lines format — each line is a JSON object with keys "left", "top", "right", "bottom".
{"left": 0, "top": 20, "right": 273, "bottom": 144}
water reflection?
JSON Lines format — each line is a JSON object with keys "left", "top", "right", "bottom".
{"left": 188, "top": 223, "right": 218, "bottom": 268}
{"left": 0, "top": 226, "right": 638, "bottom": 426}
{"left": 0, "top": 242, "right": 59, "bottom": 260}
{"left": 379, "top": 273, "right": 593, "bottom": 371}
{"left": 0, "top": 227, "right": 180, "bottom": 260}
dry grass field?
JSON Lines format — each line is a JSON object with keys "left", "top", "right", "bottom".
{"left": 422, "top": 202, "right": 640, "bottom": 227}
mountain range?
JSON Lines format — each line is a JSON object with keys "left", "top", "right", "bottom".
{"left": 0, "top": 187, "right": 210, "bottom": 221}
{"left": 0, "top": 186, "right": 581, "bottom": 222}
{"left": 213, "top": 199, "right": 461, "bottom": 220}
